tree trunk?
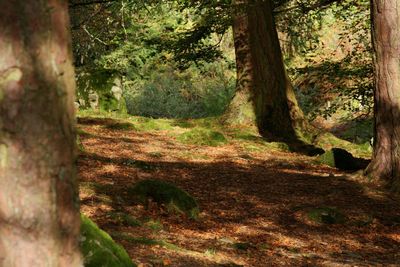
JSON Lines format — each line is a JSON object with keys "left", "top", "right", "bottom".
{"left": 365, "top": 0, "right": 400, "bottom": 193}
{"left": 223, "top": 0, "right": 310, "bottom": 142}
{"left": 0, "top": 1, "right": 83, "bottom": 266}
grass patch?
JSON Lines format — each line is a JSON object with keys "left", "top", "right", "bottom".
{"left": 81, "top": 215, "right": 135, "bottom": 267}
{"left": 133, "top": 117, "right": 173, "bottom": 131}
{"left": 177, "top": 127, "right": 228, "bottom": 146}
{"left": 128, "top": 179, "right": 199, "bottom": 219}
{"left": 78, "top": 109, "right": 131, "bottom": 120}
{"left": 171, "top": 119, "right": 196, "bottom": 128}
{"left": 178, "top": 152, "right": 211, "bottom": 160}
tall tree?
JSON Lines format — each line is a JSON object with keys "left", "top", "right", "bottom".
{"left": 0, "top": 1, "right": 82, "bottom": 265}
{"left": 365, "top": 0, "right": 400, "bottom": 193}
{"left": 223, "top": 0, "right": 311, "bottom": 142}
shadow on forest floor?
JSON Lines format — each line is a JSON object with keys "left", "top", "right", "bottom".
{"left": 77, "top": 116, "right": 400, "bottom": 266}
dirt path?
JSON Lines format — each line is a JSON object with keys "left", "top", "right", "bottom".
{"left": 77, "top": 117, "right": 400, "bottom": 267}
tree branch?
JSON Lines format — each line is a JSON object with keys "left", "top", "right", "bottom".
{"left": 69, "top": 0, "right": 118, "bottom": 8}
{"left": 274, "top": 0, "right": 344, "bottom": 15}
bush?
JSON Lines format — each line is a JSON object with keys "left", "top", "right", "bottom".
{"left": 124, "top": 63, "right": 235, "bottom": 119}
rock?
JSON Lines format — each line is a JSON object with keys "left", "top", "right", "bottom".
{"left": 88, "top": 91, "right": 99, "bottom": 109}
{"left": 81, "top": 215, "right": 135, "bottom": 267}
{"left": 318, "top": 147, "right": 369, "bottom": 171}
{"left": 128, "top": 179, "right": 199, "bottom": 219}
{"left": 75, "top": 69, "right": 127, "bottom": 114}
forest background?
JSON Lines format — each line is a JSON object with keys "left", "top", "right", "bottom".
{"left": 71, "top": 0, "right": 373, "bottom": 147}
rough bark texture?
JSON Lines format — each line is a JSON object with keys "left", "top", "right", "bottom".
{"left": 223, "top": 0, "right": 310, "bottom": 142}
{"left": 0, "top": 1, "right": 83, "bottom": 266}
{"left": 366, "top": 0, "right": 400, "bottom": 193}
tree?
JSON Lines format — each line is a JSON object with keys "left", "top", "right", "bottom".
{"left": 365, "top": 0, "right": 400, "bottom": 193}
{"left": 223, "top": 0, "right": 311, "bottom": 142}
{"left": 0, "top": 1, "right": 82, "bottom": 265}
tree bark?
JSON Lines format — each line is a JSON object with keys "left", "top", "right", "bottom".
{"left": 365, "top": 0, "right": 400, "bottom": 193}
{"left": 223, "top": 0, "right": 311, "bottom": 142}
{"left": 0, "top": 1, "right": 83, "bottom": 266}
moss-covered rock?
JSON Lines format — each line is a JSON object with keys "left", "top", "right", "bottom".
{"left": 129, "top": 179, "right": 199, "bottom": 219}
{"left": 177, "top": 127, "right": 228, "bottom": 146}
{"left": 318, "top": 147, "right": 369, "bottom": 171}
{"left": 76, "top": 69, "right": 127, "bottom": 114}
{"left": 81, "top": 215, "right": 135, "bottom": 267}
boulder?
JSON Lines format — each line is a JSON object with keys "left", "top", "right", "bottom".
{"left": 318, "top": 147, "right": 369, "bottom": 171}
{"left": 81, "top": 215, "right": 135, "bottom": 267}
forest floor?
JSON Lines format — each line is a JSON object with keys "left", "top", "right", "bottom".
{"left": 77, "top": 115, "right": 400, "bottom": 267}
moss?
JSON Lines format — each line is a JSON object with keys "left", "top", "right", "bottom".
{"left": 81, "top": 215, "right": 135, "bottom": 267}
{"left": 313, "top": 132, "right": 371, "bottom": 158}
{"left": 307, "top": 207, "right": 346, "bottom": 224}
{"left": 171, "top": 119, "right": 195, "bottom": 128}
{"left": 76, "top": 68, "right": 127, "bottom": 114}
{"left": 177, "top": 127, "right": 228, "bottom": 146}
{"left": 266, "top": 142, "right": 290, "bottom": 151}
{"left": 129, "top": 179, "right": 199, "bottom": 219}
{"left": 133, "top": 117, "right": 173, "bottom": 131}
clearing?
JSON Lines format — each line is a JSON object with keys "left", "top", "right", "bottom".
{"left": 78, "top": 115, "right": 400, "bottom": 267}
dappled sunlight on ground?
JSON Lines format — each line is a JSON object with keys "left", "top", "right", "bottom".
{"left": 77, "top": 116, "right": 400, "bottom": 266}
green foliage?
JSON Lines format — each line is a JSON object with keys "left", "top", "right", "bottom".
{"left": 307, "top": 207, "right": 346, "bottom": 224}
{"left": 285, "top": 0, "right": 373, "bottom": 122}
{"left": 81, "top": 215, "right": 135, "bottom": 267}
{"left": 76, "top": 69, "right": 127, "bottom": 114}
{"left": 124, "top": 62, "right": 235, "bottom": 119}
{"left": 129, "top": 179, "right": 199, "bottom": 219}
{"left": 133, "top": 117, "right": 174, "bottom": 131}
{"left": 177, "top": 128, "right": 228, "bottom": 146}
{"left": 73, "top": 2, "right": 235, "bottom": 119}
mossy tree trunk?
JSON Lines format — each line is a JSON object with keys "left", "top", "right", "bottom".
{"left": 0, "top": 1, "right": 82, "bottom": 266}
{"left": 365, "top": 0, "right": 400, "bottom": 193}
{"left": 223, "top": 0, "right": 310, "bottom": 142}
